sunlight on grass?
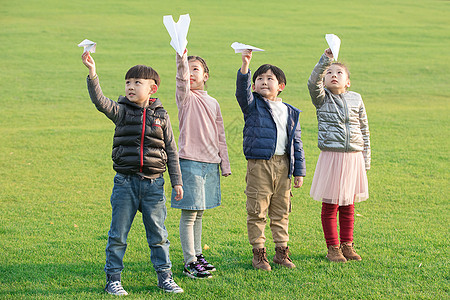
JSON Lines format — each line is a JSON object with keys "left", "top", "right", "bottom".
{"left": 0, "top": 0, "right": 449, "bottom": 298}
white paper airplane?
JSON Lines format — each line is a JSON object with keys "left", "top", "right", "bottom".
{"left": 163, "top": 14, "right": 190, "bottom": 56}
{"left": 231, "top": 42, "right": 265, "bottom": 53}
{"left": 77, "top": 39, "right": 97, "bottom": 53}
{"left": 325, "top": 34, "right": 341, "bottom": 60}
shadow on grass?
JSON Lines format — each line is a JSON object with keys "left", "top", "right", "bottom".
{"left": 1, "top": 244, "right": 338, "bottom": 298}
{"left": 0, "top": 262, "right": 172, "bottom": 297}
{"left": 0, "top": 262, "right": 102, "bottom": 297}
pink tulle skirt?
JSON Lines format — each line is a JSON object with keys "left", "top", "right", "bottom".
{"left": 310, "top": 151, "right": 369, "bottom": 206}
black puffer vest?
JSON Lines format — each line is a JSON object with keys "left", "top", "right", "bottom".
{"left": 112, "top": 97, "right": 168, "bottom": 175}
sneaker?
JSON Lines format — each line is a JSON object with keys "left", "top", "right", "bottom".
{"left": 105, "top": 276, "right": 128, "bottom": 296}
{"left": 157, "top": 271, "right": 184, "bottom": 293}
{"left": 196, "top": 254, "right": 216, "bottom": 272}
{"left": 183, "top": 261, "right": 212, "bottom": 279}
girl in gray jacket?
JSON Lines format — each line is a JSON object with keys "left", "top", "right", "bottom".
{"left": 308, "top": 48, "right": 370, "bottom": 263}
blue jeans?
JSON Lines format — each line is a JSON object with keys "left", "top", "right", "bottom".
{"left": 104, "top": 173, "right": 172, "bottom": 275}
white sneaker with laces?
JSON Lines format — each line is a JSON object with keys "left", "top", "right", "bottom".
{"left": 157, "top": 271, "right": 184, "bottom": 293}
{"left": 105, "top": 280, "right": 128, "bottom": 296}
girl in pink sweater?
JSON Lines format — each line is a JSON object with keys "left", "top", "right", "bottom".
{"left": 171, "top": 49, "right": 231, "bottom": 279}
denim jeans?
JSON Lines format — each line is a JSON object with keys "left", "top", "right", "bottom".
{"left": 104, "top": 173, "right": 172, "bottom": 275}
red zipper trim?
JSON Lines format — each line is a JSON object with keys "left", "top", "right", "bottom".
{"left": 140, "top": 109, "right": 146, "bottom": 173}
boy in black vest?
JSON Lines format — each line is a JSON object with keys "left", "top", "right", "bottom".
{"left": 82, "top": 52, "right": 183, "bottom": 294}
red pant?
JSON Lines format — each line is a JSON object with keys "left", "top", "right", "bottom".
{"left": 321, "top": 203, "right": 354, "bottom": 247}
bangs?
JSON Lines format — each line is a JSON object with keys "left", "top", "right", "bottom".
{"left": 188, "top": 56, "right": 209, "bottom": 75}
{"left": 125, "top": 65, "right": 160, "bottom": 86}
{"left": 252, "top": 64, "right": 286, "bottom": 86}
{"left": 330, "top": 63, "right": 350, "bottom": 78}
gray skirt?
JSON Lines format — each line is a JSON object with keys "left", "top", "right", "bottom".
{"left": 171, "top": 159, "right": 221, "bottom": 210}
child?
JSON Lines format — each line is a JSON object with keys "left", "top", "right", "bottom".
{"left": 307, "top": 48, "right": 370, "bottom": 262}
{"left": 81, "top": 52, "right": 184, "bottom": 294}
{"left": 171, "top": 49, "right": 231, "bottom": 278}
{"left": 236, "top": 49, "right": 306, "bottom": 271}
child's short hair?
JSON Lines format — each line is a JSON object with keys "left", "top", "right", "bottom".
{"left": 125, "top": 65, "right": 161, "bottom": 86}
{"left": 252, "top": 64, "right": 287, "bottom": 86}
{"left": 330, "top": 62, "right": 350, "bottom": 78}
{"left": 188, "top": 56, "right": 209, "bottom": 75}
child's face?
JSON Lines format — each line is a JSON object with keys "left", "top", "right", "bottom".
{"left": 188, "top": 59, "right": 208, "bottom": 90}
{"left": 252, "top": 70, "right": 285, "bottom": 101}
{"left": 324, "top": 64, "right": 350, "bottom": 95}
{"left": 125, "top": 78, "right": 157, "bottom": 107}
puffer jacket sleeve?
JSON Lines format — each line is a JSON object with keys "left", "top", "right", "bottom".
{"left": 235, "top": 69, "right": 254, "bottom": 114}
{"left": 307, "top": 54, "right": 332, "bottom": 109}
{"left": 87, "top": 75, "right": 121, "bottom": 123}
{"left": 359, "top": 101, "right": 371, "bottom": 169}
{"left": 163, "top": 113, "right": 183, "bottom": 187}
{"left": 293, "top": 119, "right": 306, "bottom": 177}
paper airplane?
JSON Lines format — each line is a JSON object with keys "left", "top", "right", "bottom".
{"left": 231, "top": 42, "right": 265, "bottom": 53}
{"left": 77, "top": 39, "right": 97, "bottom": 53}
{"left": 325, "top": 34, "right": 340, "bottom": 60}
{"left": 163, "top": 14, "right": 190, "bottom": 56}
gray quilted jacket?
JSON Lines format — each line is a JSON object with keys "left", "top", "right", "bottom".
{"left": 307, "top": 54, "right": 371, "bottom": 169}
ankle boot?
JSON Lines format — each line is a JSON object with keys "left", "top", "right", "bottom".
{"left": 273, "top": 246, "right": 296, "bottom": 268}
{"left": 252, "top": 247, "right": 271, "bottom": 271}
{"left": 341, "top": 243, "right": 362, "bottom": 261}
{"left": 326, "top": 245, "right": 347, "bottom": 262}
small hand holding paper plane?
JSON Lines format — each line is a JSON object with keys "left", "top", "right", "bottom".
{"left": 163, "top": 14, "right": 190, "bottom": 56}
{"left": 325, "top": 34, "right": 341, "bottom": 61}
{"left": 78, "top": 39, "right": 97, "bottom": 53}
{"left": 231, "top": 42, "right": 264, "bottom": 53}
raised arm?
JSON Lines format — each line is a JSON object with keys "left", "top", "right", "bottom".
{"left": 175, "top": 50, "right": 190, "bottom": 106}
{"left": 235, "top": 50, "right": 254, "bottom": 113}
{"left": 307, "top": 49, "right": 333, "bottom": 108}
{"left": 240, "top": 49, "right": 252, "bottom": 75}
{"left": 82, "top": 52, "right": 97, "bottom": 79}
{"left": 82, "top": 52, "right": 120, "bottom": 123}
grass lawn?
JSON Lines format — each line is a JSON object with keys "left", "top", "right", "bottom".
{"left": 0, "top": 0, "right": 448, "bottom": 299}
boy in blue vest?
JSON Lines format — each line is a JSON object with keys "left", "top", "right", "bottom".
{"left": 235, "top": 50, "right": 306, "bottom": 271}
{"left": 82, "top": 52, "right": 184, "bottom": 294}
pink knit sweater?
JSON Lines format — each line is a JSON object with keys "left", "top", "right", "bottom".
{"left": 175, "top": 53, "right": 231, "bottom": 175}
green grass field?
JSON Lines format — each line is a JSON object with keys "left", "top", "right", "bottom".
{"left": 0, "top": 0, "right": 449, "bottom": 299}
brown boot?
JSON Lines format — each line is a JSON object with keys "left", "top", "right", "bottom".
{"left": 273, "top": 246, "right": 296, "bottom": 268}
{"left": 326, "top": 245, "right": 347, "bottom": 262}
{"left": 341, "top": 243, "right": 362, "bottom": 261}
{"left": 252, "top": 248, "right": 271, "bottom": 271}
